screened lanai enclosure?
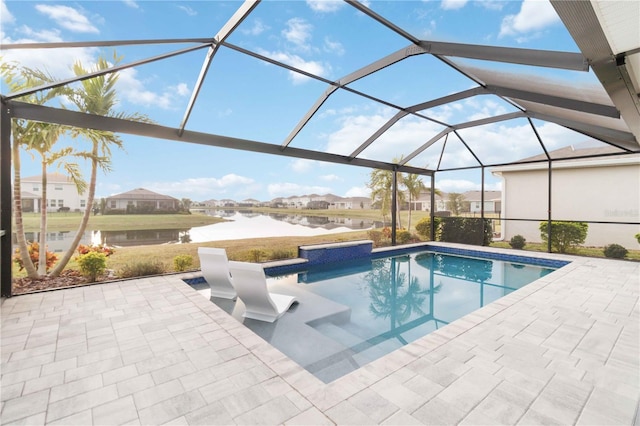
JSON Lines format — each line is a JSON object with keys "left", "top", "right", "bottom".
{"left": 1, "top": 0, "right": 639, "bottom": 296}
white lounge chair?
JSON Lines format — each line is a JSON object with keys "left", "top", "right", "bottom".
{"left": 198, "top": 247, "right": 237, "bottom": 299}
{"left": 228, "top": 261, "right": 298, "bottom": 322}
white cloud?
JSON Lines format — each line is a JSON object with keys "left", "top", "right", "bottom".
{"left": 146, "top": 174, "right": 258, "bottom": 198}
{"left": 177, "top": 5, "right": 197, "bottom": 16}
{"left": 1, "top": 0, "right": 14, "bottom": 24}
{"left": 267, "top": 182, "right": 331, "bottom": 197}
{"left": 1, "top": 27, "right": 97, "bottom": 78}
{"left": 122, "top": 0, "right": 139, "bottom": 9}
{"left": 174, "top": 82, "right": 190, "bottom": 97}
{"left": 324, "top": 111, "right": 391, "bottom": 156}
{"left": 480, "top": 1, "right": 504, "bottom": 11}
{"left": 290, "top": 159, "right": 316, "bottom": 172}
{"left": 435, "top": 179, "right": 479, "bottom": 192}
{"left": 242, "top": 19, "right": 269, "bottom": 36}
{"left": 35, "top": 4, "right": 99, "bottom": 34}
{"left": 117, "top": 68, "right": 190, "bottom": 110}
{"left": 324, "top": 109, "right": 444, "bottom": 161}
{"left": 259, "top": 49, "right": 329, "bottom": 84}
{"left": 441, "top": 0, "right": 468, "bottom": 10}
{"left": 323, "top": 37, "right": 345, "bottom": 56}
{"left": 282, "top": 18, "right": 313, "bottom": 50}
{"left": 320, "top": 174, "right": 342, "bottom": 182}
{"left": 306, "top": 0, "right": 344, "bottom": 13}
{"left": 345, "top": 186, "right": 370, "bottom": 197}
{"left": 499, "top": 0, "right": 560, "bottom": 39}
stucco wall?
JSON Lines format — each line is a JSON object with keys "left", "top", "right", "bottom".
{"left": 497, "top": 159, "right": 640, "bottom": 248}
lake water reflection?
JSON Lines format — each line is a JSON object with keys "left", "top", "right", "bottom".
{"left": 187, "top": 210, "right": 376, "bottom": 243}
{"left": 16, "top": 211, "right": 378, "bottom": 252}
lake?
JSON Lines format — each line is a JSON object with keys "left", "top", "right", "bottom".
{"left": 14, "top": 211, "right": 380, "bottom": 253}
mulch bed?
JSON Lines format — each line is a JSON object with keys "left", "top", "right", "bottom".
{"left": 11, "top": 270, "right": 106, "bottom": 295}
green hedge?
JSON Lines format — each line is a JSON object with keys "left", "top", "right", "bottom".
{"left": 439, "top": 217, "right": 492, "bottom": 246}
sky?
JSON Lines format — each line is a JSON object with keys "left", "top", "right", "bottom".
{"left": 1, "top": 0, "right": 608, "bottom": 202}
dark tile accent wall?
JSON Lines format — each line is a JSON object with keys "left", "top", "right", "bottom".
{"left": 298, "top": 241, "right": 373, "bottom": 266}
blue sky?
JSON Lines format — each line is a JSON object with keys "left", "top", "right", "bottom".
{"left": 1, "top": 0, "right": 605, "bottom": 202}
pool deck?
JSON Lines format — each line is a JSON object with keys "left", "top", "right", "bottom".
{"left": 1, "top": 243, "right": 639, "bottom": 425}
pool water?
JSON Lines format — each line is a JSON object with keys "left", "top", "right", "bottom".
{"left": 212, "top": 251, "right": 557, "bottom": 383}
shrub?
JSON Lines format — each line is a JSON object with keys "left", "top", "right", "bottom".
{"left": 173, "top": 254, "right": 194, "bottom": 272}
{"left": 396, "top": 230, "right": 412, "bottom": 244}
{"left": 76, "top": 251, "right": 107, "bottom": 282}
{"left": 367, "top": 230, "right": 384, "bottom": 246}
{"left": 635, "top": 233, "right": 640, "bottom": 244}
{"left": 381, "top": 227, "right": 392, "bottom": 239}
{"left": 509, "top": 235, "right": 526, "bottom": 249}
{"left": 13, "top": 242, "right": 58, "bottom": 272}
{"left": 77, "top": 244, "right": 115, "bottom": 257}
{"left": 603, "top": 244, "right": 628, "bottom": 259}
{"left": 539, "top": 221, "right": 588, "bottom": 253}
{"left": 118, "top": 260, "right": 166, "bottom": 278}
{"left": 415, "top": 217, "right": 441, "bottom": 240}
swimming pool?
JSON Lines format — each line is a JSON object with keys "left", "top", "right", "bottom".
{"left": 203, "top": 248, "right": 563, "bottom": 383}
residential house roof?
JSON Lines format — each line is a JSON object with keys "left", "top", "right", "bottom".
{"left": 21, "top": 172, "right": 74, "bottom": 183}
{"left": 107, "top": 188, "right": 178, "bottom": 201}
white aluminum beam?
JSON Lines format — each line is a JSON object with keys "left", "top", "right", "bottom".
{"left": 10, "top": 101, "right": 433, "bottom": 175}
{"left": 401, "top": 129, "right": 451, "bottom": 165}
{"left": 486, "top": 84, "right": 620, "bottom": 118}
{"left": 348, "top": 111, "right": 409, "bottom": 159}
{"left": 179, "top": 0, "right": 260, "bottom": 134}
{"left": 348, "top": 88, "right": 484, "bottom": 160}
{"left": 418, "top": 40, "right": 589, "bottom": 71}
{"left": 451, "top": 111, "right": 526, "bottom": 130}
{"left": 407, "top": 87, "right": 485, "bottom": 113}
{"left": 0, "top": 38, "right": 214, "bottom": 50}
{"left": 281, "top": 45, "right": 425, "bottom": 149}
{"left": 552, "top": 0, "right": 640, "bottom": 142}
{"left": 345, "top": 0, "right": 421, "bottom": 45}
{"left": 5, "top": 44, "right": 209, "bottom": 101}
{"left": 527, "top": 110, "right": 638, "bottom": 152}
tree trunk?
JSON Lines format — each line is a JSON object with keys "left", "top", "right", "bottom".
{"left": 50, "top": 143, "right": 98, "bottom": 277}
{"left": 12, "top": 139, "right": 38, "bottom": 277}
{"left": 407, "top": 193, "right": 413, "bottom": 232}
{"left": 38, "top": 161, "right": 48, "bottom": 275}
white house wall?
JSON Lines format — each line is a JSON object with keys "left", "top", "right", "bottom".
{"left": 499, "top": 160, "right": 640, "bottom": 248}
{"left": 22, "top": 180, "right": 86, "bottom": 213}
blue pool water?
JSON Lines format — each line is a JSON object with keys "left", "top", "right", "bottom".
{"left": 201, "top": 250, "right": 561, "bottom": 383}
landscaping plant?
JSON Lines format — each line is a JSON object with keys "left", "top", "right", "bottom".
{"left": 415, "top": 217, "right": 441, "bottom": 241}
{"left": 13, "top": 242, "right": 58, "bottom": 272}
{"left": 173, "top": 254, "right": 194, "bottom": 272}
{"left": 509, "top": 235, "right": 526, "bottom": 249}
{"left": 539, "top": 221, "right": 588, "bottom": 253}
{"left": 118, "top": 260, "right": 166, "bottom": 278}
{"left": 603, "top": 244, "right": 628, "bottom": 259}
{"left": 76, "top": 251, "right": 107, "bottom": 282}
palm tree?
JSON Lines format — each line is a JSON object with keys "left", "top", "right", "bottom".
{"left": 1, "top": 62, "right": 71, "bottom": 277}
{"left": 368, "top": 167, "right": 405, "bottom": 229}
{"left": 368, "top": 168, "right": 393, "bottom": 225}
{"left": 25, "top": 124, "right": 86, "bottom": 274}
{"left": 50, "top": 53, "right": 151, "bottom": 276}
{"left": 448, "top": 192, "right": 465, "bottom": 216}
{"left": 403, "top": 173, "right": 426, "bottom": 232}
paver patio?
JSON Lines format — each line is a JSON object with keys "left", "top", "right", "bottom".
{"left": 1, "top": 244, "right": 638, "bottom": 425}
